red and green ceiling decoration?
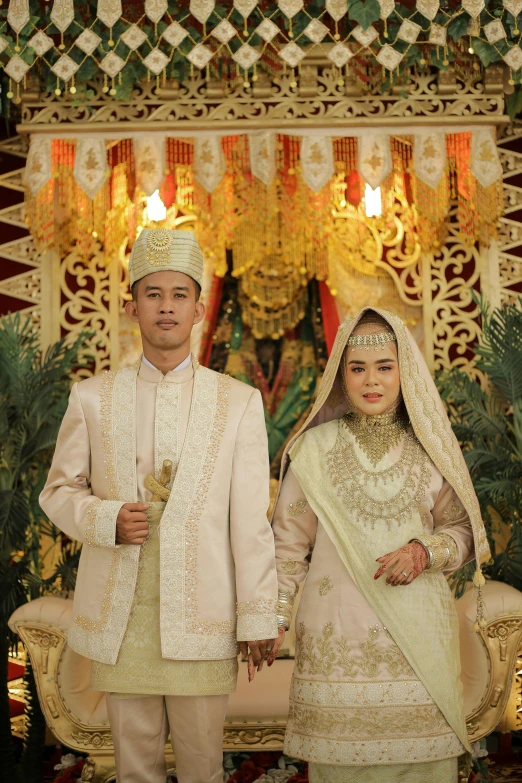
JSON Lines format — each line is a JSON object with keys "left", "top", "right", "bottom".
{"left": 1, "top": 1, "right": 522, "bottom": 115}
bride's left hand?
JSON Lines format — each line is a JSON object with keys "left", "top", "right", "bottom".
{"left": 374, "top": 542, "right": 428, "bottom": 586}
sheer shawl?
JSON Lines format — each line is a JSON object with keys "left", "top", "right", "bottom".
{"left": 275, "top": 306, "right": 489, "bottom": 568}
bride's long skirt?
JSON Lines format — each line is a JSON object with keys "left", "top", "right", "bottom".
{"left": 309, "top": 758, "right": 458, "bottom": 782}
{"left": 283, "top": 523, "right": 464, "bottom": 783}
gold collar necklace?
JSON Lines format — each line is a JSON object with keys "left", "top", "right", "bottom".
{"left": 341, "top": 409, "right": 409, "bottom": 466}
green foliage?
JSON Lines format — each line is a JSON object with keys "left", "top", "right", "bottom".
{"left": 437, "top": 297, "right": 522, "bottom": 596}
{"left": 348, "top": 0, "right": 381, "bottom": 30}
{"left": 0, "top": 313, "right": 90, "bottom": 780}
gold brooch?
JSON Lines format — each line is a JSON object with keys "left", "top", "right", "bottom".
{"left": 146, "top": 229, "right": 173, "bottom": 267}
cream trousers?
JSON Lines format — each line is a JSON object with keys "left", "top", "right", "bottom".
{"left": 106, "top": 693, "right": 229, "bottom": 783}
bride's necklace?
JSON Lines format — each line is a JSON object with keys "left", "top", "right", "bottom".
{"left": 341, "top": 409, "right": 409, "bottom": 467}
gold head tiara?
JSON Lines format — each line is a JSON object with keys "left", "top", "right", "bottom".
{"left": 347, "top": 331, "right": 397, "bottom": 351}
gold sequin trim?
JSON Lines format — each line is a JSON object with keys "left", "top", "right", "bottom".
{"left": 84, "top": 498, "right": 101, "bottom": 547}
{"left": 288, "top": 498, "right": 308, "bottom": 517}
{"left": 185, "top": 373, "right": 234, "bottom": 637}
{"left": 75, "top": 550, "right": 120, "bottom": 633}
{"left": 318, "top": 575, "right": 333, "bottom": 596}
{"left": 100, "top": 371, "right": 118, "bottom": 500}
{"left": 289, "top": 702, "right": 449, "bottom": 741}
{"left": 236, "top": 598, "right": 278, "bottom": 616}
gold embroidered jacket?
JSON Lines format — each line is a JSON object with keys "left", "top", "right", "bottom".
{"left": 40, "top": 358, "right": 278, "bottom": 665}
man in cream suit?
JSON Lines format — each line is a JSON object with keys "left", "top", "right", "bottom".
{"left": 40, "top": 229, "right": 278, "bottom": 783}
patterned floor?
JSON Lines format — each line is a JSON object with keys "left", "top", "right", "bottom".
{"left": 489, "top": 764, "right": 522, "bottom": 781}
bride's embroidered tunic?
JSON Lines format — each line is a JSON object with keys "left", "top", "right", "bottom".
{"left": 271, "top": 308, "right": 490, "bottom": 783}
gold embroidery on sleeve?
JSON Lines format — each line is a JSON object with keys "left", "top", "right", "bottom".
{"left": 318, "top": 575, "right": 333, "bottom": 596}
{"left": 280, "top": 559, "right": 299, "bottom": 575}
{"left": 288, "top": 498, "right": 308, "bottom": 517}
{"left": 443, "top": 500, "right": 465, "bottom": 522}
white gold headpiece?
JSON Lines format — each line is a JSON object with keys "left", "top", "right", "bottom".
{"left": 347, "top": 331, "right": 397, "bottom": 351}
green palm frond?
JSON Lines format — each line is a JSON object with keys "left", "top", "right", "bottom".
{"left": 0, "top": 313, "right": 90, "bottom": 626}
{"left": 437, "top": 298, "right": 522, "bottom": 594}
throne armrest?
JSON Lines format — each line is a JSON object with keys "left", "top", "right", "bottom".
{"left": 9, "top": 596, "right": 111, "bottom": 753}
{"left": 457, "top": 580, "right": 522, "bottom": 743}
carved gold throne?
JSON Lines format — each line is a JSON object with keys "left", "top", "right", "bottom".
{"left": 9, "top": 579, "right": 522, "bottom": 783}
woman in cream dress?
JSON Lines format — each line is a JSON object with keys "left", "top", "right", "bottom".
{"left": 267, "top": 308, "right": 490, "bottom": 783}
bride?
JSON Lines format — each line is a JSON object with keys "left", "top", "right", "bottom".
{"left": 266, "top": 308, "right": 489, "bottom": 783}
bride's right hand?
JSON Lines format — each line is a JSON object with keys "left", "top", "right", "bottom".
{"left": 267, "top": 628, "right": 286, "bottom": 667}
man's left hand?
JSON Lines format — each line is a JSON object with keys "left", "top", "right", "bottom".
{"left": 239, "top": 638, "right": 277, "bottom": 681}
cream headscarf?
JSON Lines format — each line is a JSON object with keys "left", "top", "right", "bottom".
{"left": 277, "top": 307, "right": 490, "bottom": 572}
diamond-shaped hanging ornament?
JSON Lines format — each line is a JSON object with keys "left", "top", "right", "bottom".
{"left": 212, "top": 19, "right": 237, "bottom": 44}
{"left": 462, "top": 0, "right": 485, "bottom": 18}
{"left": 398, "top": 19, "right": 421, "bottom": 43}
{"left": 97, "top": 0, "right": 122, "bottom": 27}
{"left": 190, "top": 0, "right": 215, "bottom": 24}
{"left": 304, "top": 18, "right": 329, "bottom": 43}
{"left": 7, "top": 0, "right": 30, "bottom": 34}
{"left": 121, "top": 24, "right": 148, "bottom": 50}
{"left": 279, "top": 41, "right": 306, "bottom": 67}
{"left": 232, "top": 43, "right": 260, "bottom": 69}
{"left": 484, "top": 19, "right": 506, "bottom": 43}
{"left": 51, "top": 0, "right": 74, "bottom": 32}
{"left": 0, "top": 38, "right": 9, "bottom": 55}
{"left": 28, "top": 30, "right": 54, "bottom": 56}
{"left": 503, "top": 46, "right": 522, "bottom": 70}
{"left": 5, "top": 55, "right": 31, "bottom": 83}
{"left": 376, "top": 44, "right": 403, "bottom": 71}
{"left": 75, "top": 28, "right": 102, "bottom": 55}
{"left": 163, "top": 21, "right": 189, "bottom": 47}
{"left": 256, "top": 19, "right": 279, "bottom": 42}
{"left": 278, "top": 0, "right": 303, "bottom": 18}
{"left": 142, "top": 48, "right": 170, "bottom": 74}
{"left": 51, "top": 54, "right": 79, "bottom": 82}
{"left": 99, "top": 51, "right": 125, "bottom": 78}
{"left": 504, "top": 1, "right": 522, "bottom": 17}
{"left": 377, "top": 0, "right": 394, "bottom": 19}
{"left": 352, "top": 26, "right": 379, "bottom": 46}
{"left": 417, "top": 0, "right": 439, "bottom": 20}
{"left": 326, "top": 0, "right": 347, "bottom": 22}
{"left": 429, "top": 23, "right": 447, "bottom": 46}
{"left": 234, "top": 0, "right": 258, "bottom": 17}
{"left": 187, "top": 43, "right": 215, "bottom": 69}
{"left": 327, "top": 42, "right": 353, "bottom": 67}
{"left": 145, "top": 0, "right": 167, "bottom": 23}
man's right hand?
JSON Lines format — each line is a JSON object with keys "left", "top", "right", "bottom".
{"left": 115, "top": 503, "right": 150, "bottom": 545}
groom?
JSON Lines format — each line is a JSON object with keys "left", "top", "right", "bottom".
{"left": 40, "top": 228, "right": 278, "bottom": 783}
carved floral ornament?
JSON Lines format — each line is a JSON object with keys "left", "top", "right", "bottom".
{"left": 24, "top": 129, "right": 503, "bottom": 199}
{"left": 2, "top": 0, "right": 522, "bottom": 103}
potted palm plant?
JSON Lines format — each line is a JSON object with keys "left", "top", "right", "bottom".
{"left": 0, "top": 313, "right": 90, "bottom": 783}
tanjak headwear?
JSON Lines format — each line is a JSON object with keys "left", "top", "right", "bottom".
{"left": 129, "top": 228, "right": 204, "bottom": 289}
